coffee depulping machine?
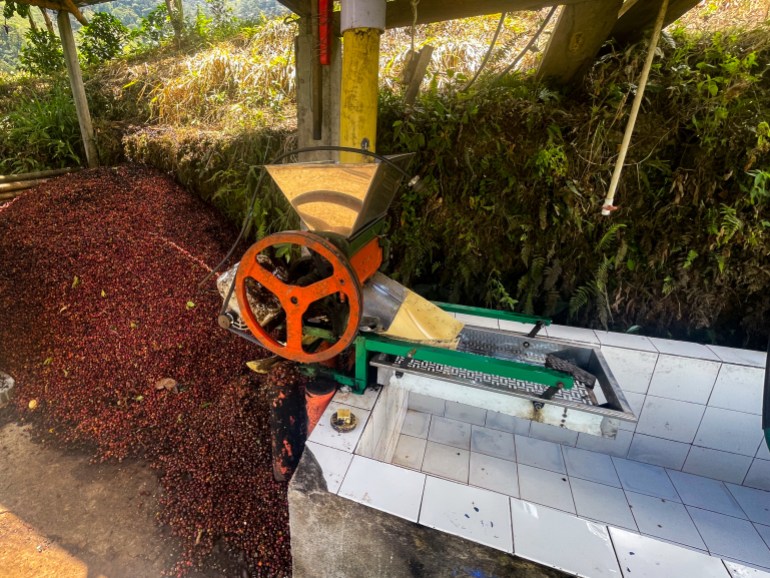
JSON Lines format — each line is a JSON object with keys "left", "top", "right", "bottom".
{"left": 215, "top": 0, "right": 636, "bottom": 479}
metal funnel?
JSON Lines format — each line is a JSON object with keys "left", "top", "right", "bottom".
{"left": 265, "top": 153, "right": 414, "bottom": 238}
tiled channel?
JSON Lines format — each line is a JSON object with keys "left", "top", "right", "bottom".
{"left": 305, "top": 318, "right": 770, "bottom": 577}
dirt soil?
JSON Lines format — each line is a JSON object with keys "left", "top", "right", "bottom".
{"left": 0, "top": 408, "right": 242, "bottom": 578}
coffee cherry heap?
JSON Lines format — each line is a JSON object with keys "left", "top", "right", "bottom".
{"left": 0, "top": 166, "right": 294, "bottom": 577}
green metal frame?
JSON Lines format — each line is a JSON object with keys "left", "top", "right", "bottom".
{"left": 301, "top": 301, "right": 566, "bottom": 395}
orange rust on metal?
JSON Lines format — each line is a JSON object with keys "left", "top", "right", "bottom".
{"left": 235, "top": 231, "right": 363, "bottom": 363}
{"left": 348, "top": 236, "right": 383, "bottom": 284}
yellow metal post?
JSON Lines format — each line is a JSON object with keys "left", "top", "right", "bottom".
{"left": 339, "top": 0, "right": 384, "bottom": 163}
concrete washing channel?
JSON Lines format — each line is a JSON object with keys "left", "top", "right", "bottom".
{"left": 289, "top": 313, "right": 770, "bottom": 578}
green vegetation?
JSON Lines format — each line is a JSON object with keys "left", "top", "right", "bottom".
{"left": 0, "top": 3, "right": 769, "bottom": 346}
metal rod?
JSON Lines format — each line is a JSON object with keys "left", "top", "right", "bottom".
{"left": 601, "top": 0, "right": 668, "bottom": 216}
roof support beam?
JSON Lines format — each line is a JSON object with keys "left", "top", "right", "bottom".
{"left": 611, "top": 0, "right": 700, "bottom": 45}
{"left": 57, "top": 10, "right": 98, "bottom": 168}
{"left": 383, "top": 0, "right": 587, "bottom": 28}
{"left": 537, "top": 0, "right": 623, "bottom": 85}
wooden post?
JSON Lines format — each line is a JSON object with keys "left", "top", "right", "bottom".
{"left": 537, "top": 0, "right": 624, "bottom": 86}
{"left": 57, "top": 10, "right": 98, "bottom": 168}
{"left": 295, "top": 17, "right": 341, "bottom": 162}
{"left": 611, "top": 0, "right": 699, "bottom": 45}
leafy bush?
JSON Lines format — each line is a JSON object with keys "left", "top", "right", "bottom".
{"left": 134, "top": 4, "right": 173, "bottom": 48}
{"left": 18, "top": 29, "right": 63, "bottom": 75}
{"left": 79, "top": 12, "right": 130, "bottom": 66}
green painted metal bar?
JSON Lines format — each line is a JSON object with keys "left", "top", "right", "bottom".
{"left": 433, "top": 302, "right": 550, "bottom": 326}
{"left": 357, "top": 334, "right": 573, "bottom": 393}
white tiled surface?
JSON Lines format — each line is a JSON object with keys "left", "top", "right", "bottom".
{"left": 610, "top": 527, "right": 730, "bottom": 578}
{"left": 695, "top": 408, "right": 763, "bottom": 456}
{"left": 428, "top": 416, "right": 471, "bottom": 449}
{"left": 392, "top": 434, "right": 427, "bottom": 470}
{"left": 546, "top": 324, "right": 601, "bottom": 345}
{"left": 683, "top": 446, "right": 753, "bottom": 484}
{"left": 646, "top": 355, "right": 720, "bottom": 404}
{"left": 307, "top": 401, "right": 370, "bottom": 453}
{"left": 338, "top": 456, "right": 425, "bottom": 522}
{"left": 333, "top": 386, "right": 381, "bottom": 411}
{"left": 687, "top": 507, "right": 770, "bottom": 568}
{"left": 511, "top": 500, "right": 621, "bottom": 577}
{"left": 708, "top": 365, "right": 764, "bottom": 415}
{"left": 421, "top": 441, "right": 469, "bottom": 483}
{"left": 627, "top": 433, "right": 691, "bottom": 470}
{"left": 600, "top": 347, "right": 658, "bottom": 394}
{"left": 725, "top": 561, "right": 770, "bottom": 577}
{"left": 517, "top": 463, "right": 575, "bottom": 514}
{"left": 613, "top": 458, "right": 681, "bottom": 501}
{"left": 314, "top": 320, "right": 770, "bottom": 576}
{"left": 563, "top": 446, "right": 621, "bottom": 487}
{"left": 595, "top": 331, "right": 658, "bottom": 352}
{"left": 625, "top": 491, "right": 706, "bottom": 549}
{"left": 420, "top": 476, "right": 513, "bottom": 552}
{"left": 667, "top": 470, "right": 746, "bottom": 518}
{"left": 650, "top": 337, "right": 721, "bottom": 361}
{"left": 570, "top": 477, "right": 637, "bottom": 531}
{"left": 471, "top": 425, "right": 516, "bottom": 461}
{"left": 635, "top": 396, "right": 706, "bottom": 443}
{"left": 515, "top": 435, "right": 566, "bottom": 473}
{"left": 528, "top": 421, "right": 579, "bottom": 446}
{"left": 304, "top": 441, "right": 353, "bottom": 493}
{"left": 445, "top": 400, "right": 487, "bottom": 426}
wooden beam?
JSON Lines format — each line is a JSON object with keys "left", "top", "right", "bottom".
{"left": 537, "top": 0, "right": 623, "bottom": 85}
{"left": 274, "top": 0, "right": 311, "bottom": 18}
{"left": 20, "top": 0, "right": 87, "bottom": 24}
{"left": 57, "top": 11, "right": 98, "bottom": 168}
{"left": 384, "top": 0, "right": 589, "bottom": 29}
{"left": 611, "top": 0, "right": 700, "bottom": 45}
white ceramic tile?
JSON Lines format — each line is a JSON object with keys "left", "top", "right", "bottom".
{"left": 647, "top": 355, "right": 720, "bottom": 404}
{"left": 563, "top": 446, "right": 621, "bottom": 488}
{"left": 428, "top": 416, "right": 471, "bottom": 450}
{"left": 338, "top": 456, "right": 425, "bottom": 522}
{"left": 546, "top": 324, "right": 600, "bottom": 346}
{"left": 485, "top": 410, "right": 532, "bottom": 435}
{"left": 595, "top": 331, "right": 658, "bottom": 352}
{"left": 529, "top": 421, "right": 579, "bottom": 446}
{"left": 727, "top": 485, "right": 770, "bottom": 526}
{"left": 613, "top": 458, "right": 681, "bottom": 501}
{"left": 649, "top": 337, "right": 720, "bottom": 361}
{"left": 695, "top": 408, "right": 763, "bottom": 456}
{"left": 421, "top": 441, "right": 470, "bottom": 483}
{"left": 577, "top": 429, "right": 633, "bottom": 458}
{"left": 469, "top": 452, "right": 519, "bottom": 497}
{"left": 333, "top": 386, "right": 381, "bottom": 411}
{"left": 392, "top": 434, "right": 427, "bottom": 470}
{"left": 303, "top": 441, "right": 354, "bottom": 494}
{"left": 515, "top": 435, "right": 566, "bottom": 474}
{"left": 600, "top": 347, "right": 658, "bottom": 394}
{"left": 401, "top": 410, "right": 430, "bottom": 439}
{"left": 308, "top": 401, "right": 370, "bottom": 453}
{"left": 470, "top": 425, "right": 516, "bottom": 461}
{"left": 420, "top": 476, "right": 513, "bottom": 552}
{"left": 627, "top": 434, "right": 690, "bottom": 470}
{"left": 610, "top": 527, "right": 730, "bottom": 578}
{"left": 688, "top": 507, "right": 770, "bottom": 567}
{"left": 666, "top": 470, "right": 746, "bottom": 518}
{"left": 511, "top": 500, "right": 620, "bottom": 577}
{"left": 625, "top": 491, "right": 706, "bottom": 549}
{"left": 707, "top": 345, "right": 766, "bottom": 369}
{"left": 683, "top": 447, "right": 753, "bottom": 484}
{"left": 618, "top": 391, "right": 646, "bottom": 431}
{"left": 499, "top": 319, "right": 549, "bottom": 336}
{"left": 455, "top": 312, "right": 499, "bottom": 329}
{"left": 725, "top": 560, "right": 770, "bottom": 578}
{"left": 444, "top": 400, "right": 487, "bottom": 426}
{"left": 745, "top": 460, "right": 770, "bottom": 492}
{"left": 570, "top": 477, "right": 637, "bottom": 531}
{"left": 635, "top": 396, "right": 705, "bottom": 444}
{"left": 709, "top": 365, "right": 764, "bottom": 415}
{"left": 407, "top": 392, "right": 445, "bottom": 416}
{"left": 756, "top": 524, "right": 770, "bottom": 549}
{"left": 517, "top": 464, "right": 575, "bottom": 514}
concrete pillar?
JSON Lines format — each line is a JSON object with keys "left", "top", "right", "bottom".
{"left": 57, "top": 11, "right": 98, "bottom": 168}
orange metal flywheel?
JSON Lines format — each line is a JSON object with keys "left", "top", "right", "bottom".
{"left": 235, "top": 231, "right": 364, "bottom": 363}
